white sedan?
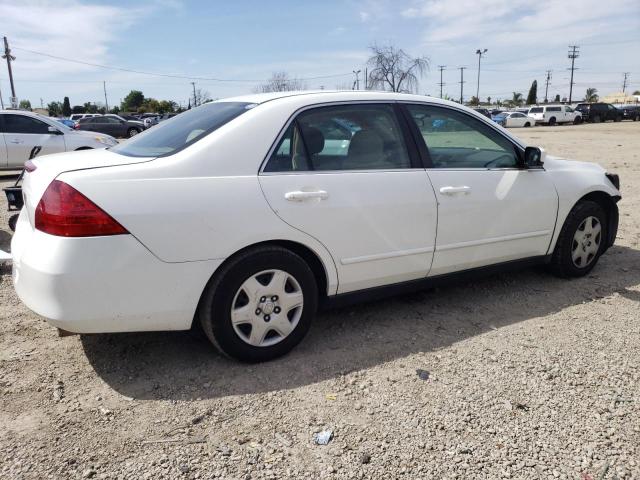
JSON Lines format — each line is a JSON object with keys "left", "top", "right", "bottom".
{"left": 0, "top": 110, "right": 118, "bottom": 169}
{"left": 493, "top": 111, "right": 536, "bottom": 128}
{"left": 11, "top": 91, "right": 621, "bottom": 362}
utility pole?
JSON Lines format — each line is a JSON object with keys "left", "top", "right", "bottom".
{"left": 2, "top": 36, "right": 17, "bottom": 108}
{"left": 40, "top": 98, "right": 43, "bottom": 109}
{"left": 622, "top": 72, "right": 630, "bottom": 93}
{"left": 191, "top": 82, "right": 197, "bottom": 107}
{"left": 352, "top": 69, "right": 361, "bottom": 90}
{"left": 103, "top": 81, "right": 109, "bottom": 111}
{"left": 567, "top": 45, "right": 579, "bottom": 104}
{"left": 437, "top": 65, "right": 446, "bottom": 98}
{"left": 458, "top": 67, "right": 466, "bottom": 103}
{"left": 475, "top": 49, "right": 487, "bottom": 101}
{"left": 544, "top": 70, "right": 552, "bottom": 103}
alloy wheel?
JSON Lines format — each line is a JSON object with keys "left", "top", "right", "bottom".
{"left": 230, "top": 269, "right": 304, "bottom": 347}
{"left": 571, "top": 216, "right": 601, "bottom": 268}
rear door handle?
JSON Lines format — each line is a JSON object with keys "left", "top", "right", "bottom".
{"left": 285, "top": 190, "right": 329, "bottom": 202}
{"left": 439, "top": 186, "right": 471, "bottom": 195}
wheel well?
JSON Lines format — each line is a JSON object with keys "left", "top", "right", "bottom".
{"left": 74, "top": 147, "right": 93, "bottom": 151}
{"left": 575, "top": 191, "right": 619, "bottom": 248}
{"left": 217, "top": 240, "right": 329, "bottom": 299}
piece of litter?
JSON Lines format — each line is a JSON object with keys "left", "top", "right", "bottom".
{"left": 313, "top": 429, "right": 333, "bottom": 445}
{"left": 416, "top": 369, "right": 430, "bottom": 381}
{"left": 325, "top": 393, "right": 337, "bottom": 401}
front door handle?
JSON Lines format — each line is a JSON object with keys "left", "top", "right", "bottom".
{"left": 439, "top": 186, "right": 471, "bottom": 196}
{"left": 285, "top": 190, "right": 329, "bottom": 202}
{"left": 9, "top": 139, "right": 23, "bottom": 144}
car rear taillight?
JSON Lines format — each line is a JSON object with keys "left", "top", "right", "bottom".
{"left": 35, "top": 180, "right": 128, "bottom": 237}
{"left": 73, "top": 123, "right": 80, "bottom": 129}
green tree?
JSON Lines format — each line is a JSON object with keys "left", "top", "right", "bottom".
{"left": 469, "top": 96, "right": 480, "bottom": 106}
{"left": 584, "top": 88, "right": 599, "bottom": 102}
{"left": 511, "top": 92, "right": 524, "bottom": 106}
{"left": 554, "top": 94, "right": 561, "bottom": 102}
{"left": 526, "top": 80, "right": 537, "bottom": 105}
{"left": 83, "top": 102, "right": 98, "bottom": 114}
{"left": 71, "top": 105, "right": 86, "bottom": 114}
{"left": 47, "top": 101, "right": 63, "bottom": 116}
{"left": 157, "top": 100, "right": 177, "bottom": 114}
{"left": 633, "top": 90, "right": 640, "bottom": 95}
{"left": 121, "top": 90, "right": 145, "bottom": 112}
{"left": 62, "top": 96, "right": 71, "bottom": 116}
{"left": 139, "top": 97, "right": 160, "bottom": 113}
{"left": 487, "top": 96, "right": 491, "bottom": 104}
{"left": 19, "top": 99, "right": 32, "bottom": 110}
{"left": 109, "top": 105, "right": 120, "bottom": 114}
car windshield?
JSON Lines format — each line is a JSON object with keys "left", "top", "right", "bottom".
{"left": 111, "top": 102, "right": 254, "bottom": 157}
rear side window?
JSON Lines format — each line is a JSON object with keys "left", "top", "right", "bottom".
{"left": 111, "top": 102, "right": 253, "bottom": 158}
{"left": 0, "top": 114, "right": 50, "bottom": 134}
{"left": 264, "top": 104, "right": 411, "bottom": 172}
{"left": 547, "top": 107, "right": 561, "bottom": 112}
{"left": 529, "top": 107, "right": 543, "bottom": 113}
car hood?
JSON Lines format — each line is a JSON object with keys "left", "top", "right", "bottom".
{"left": 543, "top": 155, "right": 606, "bottom": 174}
{"left": 67, "top": 129, "right": 115, "bottom": 140}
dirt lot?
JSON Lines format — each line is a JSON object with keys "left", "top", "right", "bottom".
{"left": 1, "top": 122, "right": 639, "bottom": 479}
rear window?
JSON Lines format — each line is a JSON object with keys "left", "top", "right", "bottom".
{"left": 529, "top": 107, "right": 543, "bottom": 113}
{"left": 111, "top": 102, "right": 254, "bottom": 158}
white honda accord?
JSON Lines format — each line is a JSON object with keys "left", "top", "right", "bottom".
{"left": 11, "top": 91, "right": 620, "bottom": 362}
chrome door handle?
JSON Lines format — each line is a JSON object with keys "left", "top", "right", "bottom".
{"left": 439, "top": 186, "right": 471, "bottom": 195}
{"left": 285, "top": 190, "right": 329, "bottom": 202}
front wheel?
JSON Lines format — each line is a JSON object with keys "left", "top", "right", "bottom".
{"left": 198, "top": 246, "right": 318, "bottom": 362}
{"left": 524, "top": 122, "right": 531, "bottom": 127}
{"left": 549, "top": 201, "right": 607, "bottom": 277}
{"left": 573, "top": 117, "right": 582, "bottom": 125}
{"left": 127, "top": 128, "right": 139, "bottom": 137}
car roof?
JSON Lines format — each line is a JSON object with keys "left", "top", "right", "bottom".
{"left": 213, "top": 90, "right": 463, "bottom": 108}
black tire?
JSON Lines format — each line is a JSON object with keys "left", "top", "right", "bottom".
{"left": 8, "top": 213, "right": 19, "bottom": 232}
{"left": 549, "top": 200, "right": 607, "bottom": 278}
{"left": 524, "top": 122, "right": 531, "bottom": 127}
{"left": 593, "top": 115, "right": 601, "bottom": 123}
{"left": 198, "top": 246, "right": 318, "bottom": 362}
{"left": 127, "top": 128, "right": 140, "bottom": 137}
{"left": 573, "top": 116, "right": 582, "bottom": 125}
{"left": 614, "top": 115, "right": 621, "bottom": 122}
{"left": 548, "top": 117, "right": 556, "bottom": 126}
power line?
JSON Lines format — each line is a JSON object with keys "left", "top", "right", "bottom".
{"left": 10, "top": 45, "right": 353, "bottom": 84}
{"left": 567, "top": 45, "right": 579, "bottom": 103}
{"left": 437, "top": 65, "right": 446, "bottom": 98}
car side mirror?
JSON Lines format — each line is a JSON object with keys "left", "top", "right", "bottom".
{"left": 523, "top": 146, "right": 545, "bottom": 168}
{"left": 47, "top": 126, "right": 63, "bottom": 135}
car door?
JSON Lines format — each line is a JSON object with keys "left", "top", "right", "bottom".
{"left": 511, "top": 113, "right": 526, "bottom": 127}
{"left": 402, "top": 103, "right": 558, "bottom": 276}
{"left": 0, "top": 122, "right": 8, "bottom": 168}
{"left": 259, "top": 103, "right": 438, "bottom": 293}
{"left": 1, "top": 113, "right": 66, "bottom": 168}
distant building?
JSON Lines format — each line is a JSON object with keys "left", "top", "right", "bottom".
{"left": 601, "top": 92, "right": 639, "bottom": 104}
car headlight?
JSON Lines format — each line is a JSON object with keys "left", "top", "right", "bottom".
{"left": 95, "top": 136, "right": 117, "bottom": 146}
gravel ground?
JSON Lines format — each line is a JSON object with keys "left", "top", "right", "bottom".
{"left": 1, "top": 122, "right": 639, "bottom": 479}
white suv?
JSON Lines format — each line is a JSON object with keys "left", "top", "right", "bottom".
{"left": 0, "top": 110, "right": 118, "bottom": 169}
{"left": 528, "top": 105, "right": 583, "bottom": 125}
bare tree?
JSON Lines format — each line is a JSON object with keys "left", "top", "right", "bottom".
{"left": 255, "top": 72, "right": 307, "bottom": 93}
{"left": 195, "top": 89, "right": 212, "bottom": 106}
{"left": 366, "top": 44, "right": 429, "bottom": 93}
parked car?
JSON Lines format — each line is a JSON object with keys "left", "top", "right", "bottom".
{"left": 69, "top": 113, "right": 101, "bottom": 122}
{"left": 11, "top": 92, "right": 621, "bottom": 362}
{"left": 491, "top": 111, "right": 535, "bottom": 128}
{"left": 55, "top": 118, "right": 77, "bottom": 128}
{"left": 105, "top": 114, "right": 146, "bottom": 130}
{"left": 0, "top": 110, "right": 117, "bottom": 170}
{"left": 615, "top": 104, "right": 640, "bottom": 121}
{"left": 527, "top": 105, "right": 582, "bottom": 125}
{"left": 75, "top": 115, "right": 144, "bottom": 138}
{"left": 472, "top": 107, "right": 491, "bottom": 118}
{"left": 575, "top": 103, "right": 622, "bottom": 123}
{"left": 138, "top": 113, "right": 160, "bottom": 128}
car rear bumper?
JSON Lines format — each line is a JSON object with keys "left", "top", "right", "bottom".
{"left": 11, "top": 212, "right": 221, "bottom": 333}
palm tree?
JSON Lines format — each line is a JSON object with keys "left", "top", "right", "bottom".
{"left": 511, "top": 92, "right": 523, "bottom": 106}
{"left": 585, "top": 88, "right": 599, "bottom": 102}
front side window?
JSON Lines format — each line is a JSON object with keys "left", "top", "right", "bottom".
{"left": 406, "top": 104, "right": 518, "bottom": 169}
{"left": 111, "top": 102, "right": 253, "bottom": 158}
{"left": 264, "top": 104, "right": 411, "bottom": 172}
{"left": 0, "top": 114, "right": 50, "bottom": 134}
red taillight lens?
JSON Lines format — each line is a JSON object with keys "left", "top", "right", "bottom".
{"left": 35, "top": 180, "right": 128, "bottom": 237}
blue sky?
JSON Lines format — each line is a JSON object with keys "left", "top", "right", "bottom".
{"left": 1, "top": 0, "right": 639, "bottom": 109}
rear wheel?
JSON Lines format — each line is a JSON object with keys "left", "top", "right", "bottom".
{"left": 127, "top": 128, "right": 139, "bottom": 137}
{"left": 549, "top": 201, "right": 607, "bottom": 277}
{"left": 593, "top": 115, "right": 602, "bottom": 123}
{"left": 573, "top": 116, "right": 582, "bottom": 125}
{"left": 614, "top": 115, "right": 621, "bottom": 122}
{"left": 548, "top": 117, "right": 556, "bottom": 126}
{"left": 524, "top": 122, "right": 531, "bottom": 127}
{"left": 8, "top": 214, "right": 19, "bottom": 232}
{"left": 198, "top": 246, "right": 318, "bottom": 362}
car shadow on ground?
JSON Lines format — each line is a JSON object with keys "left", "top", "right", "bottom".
{"left": 81, "top": 244, "right": 640, "bottom": 401}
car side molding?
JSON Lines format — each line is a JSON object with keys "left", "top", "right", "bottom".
{"left": 321, "top": 255, "right": 552, "bottom": 311}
